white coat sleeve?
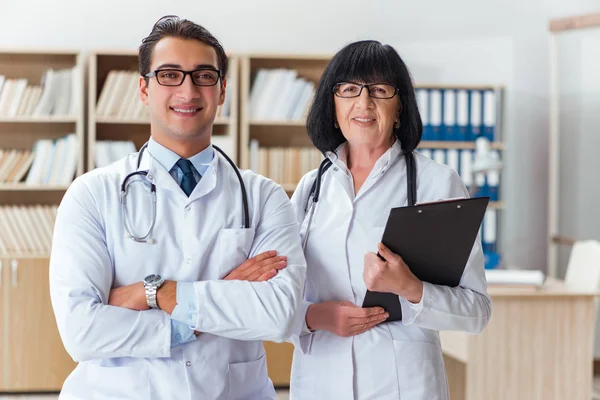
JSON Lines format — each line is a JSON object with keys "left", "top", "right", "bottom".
{"left": 49, "top": 178, "right": 173, "bottom": 362}
{"left": 188, "top": 181, "right": 307, "bottom": 342}
{"left": 399, "top": 168, "right": 492, "bottom": 333}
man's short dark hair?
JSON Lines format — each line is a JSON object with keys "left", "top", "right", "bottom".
{"left": 139, "top": 15, "right": 228, "bottom": 80}
{"left": 307, "top": 40, "right": 422, "bottom": 155}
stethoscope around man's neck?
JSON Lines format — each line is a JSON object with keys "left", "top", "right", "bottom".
{"left": 302, "top": 151, "right": 416, "bottom": 250}
{"left": 120, "top": 142, "right": 250, "bottom": 244}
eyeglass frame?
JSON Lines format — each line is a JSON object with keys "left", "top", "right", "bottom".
{"left": 332, "top": 82, "right": 400, "bottom": 99}
{"left": 144, "top": 68, "right": 222, "bottom": 87}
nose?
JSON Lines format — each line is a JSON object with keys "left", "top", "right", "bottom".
{"left": 177, "top": 73, "right": 201, "bottom": 99}
{"left": 355, "top": 85, "right": 374, "bottom": 108}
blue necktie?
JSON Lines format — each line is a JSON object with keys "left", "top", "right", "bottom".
{"left": 176, "top": 158, "right": 198, "bottom": 196}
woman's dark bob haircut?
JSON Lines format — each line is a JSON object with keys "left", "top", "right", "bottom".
{"left": 306, "top": 40, "right": 422, "bottom": 155}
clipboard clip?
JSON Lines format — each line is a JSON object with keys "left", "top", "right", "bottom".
{"left": 414, "top": 196, "right": 467, "bottom": 206}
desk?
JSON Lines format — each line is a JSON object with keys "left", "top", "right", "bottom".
{"left": 441, "top": 278, "right": 598, "bottom": 400}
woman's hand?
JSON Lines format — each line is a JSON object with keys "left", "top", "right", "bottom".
{"left": 305, "top": 301, "right": 389, "bottom": 337}
{"left": 363, "top": 243, "right": 424, "bottom": 304}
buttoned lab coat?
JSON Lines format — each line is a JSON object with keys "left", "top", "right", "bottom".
{"left": 289, "top": 143, "right": 491, "bottom": 400}
{"left": 49, "top": 149, "right": 306, "bottom": 400}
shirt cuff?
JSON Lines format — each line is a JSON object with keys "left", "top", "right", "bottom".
{"left": 170, "top": 320, "right": 196, "bottom": 347}
{"left": 299, "top": 301, "right": 314, "bottom": 335}
{"left": 399, "top": 281, "right": 428, "bottom": 325}
{"left": 171, "top": 281, "right": 199, "bottom": 327}
{"left": 288, "top": 300, "right": 314, "bottom": 354}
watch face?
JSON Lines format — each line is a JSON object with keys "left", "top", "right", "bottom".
{"left": 144, "top": 274, "right": 162, "bottom": 285}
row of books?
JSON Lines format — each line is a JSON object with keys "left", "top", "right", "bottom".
{"left": 416, "top": 88, "right": 498, "bottom": 142}
{"left": 96, "top": 70, "right": 148, "bottom": 119}
{"left": 249, "top": 69, "right": 315, "bottom": 121}
{"left": 95, "top": 70, "right": 231, "bottom": 119}
{"left": 25, "top": 134, "right": 79, "bottom": 185}
{"left": 0, "top": 68, "right": 80, "bottom": 118}
{"left": 418, "top": 148, "right": 501, "bottom": 201}
{"left": 248, "top": 140, "right": 323, "bottom": 185}
{"left": 95, "top": 140, "right": 137, "bottom": 168}
{"left": 0, "top": 205, "right": 57, "bottom": 256}
{"left": 0, "top": 149, "right": 34, "bottom": 184}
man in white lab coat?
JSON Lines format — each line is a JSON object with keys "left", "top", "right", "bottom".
{"left": 49, "top": 15, "right": 306, "bottom": 400}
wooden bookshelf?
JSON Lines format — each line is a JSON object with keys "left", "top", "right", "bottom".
{"left": 0, "top": 50, "right": 85, "bottom": 198}
{"left": 87, "top": 51, "right": 240, "bottom": 170}
{"left": 0, "top": 49, "right": 83, "bottom": 391}
{"left": 239, "top": 54, "right": 331, "bottom": 170}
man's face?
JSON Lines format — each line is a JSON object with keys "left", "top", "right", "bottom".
{"left": 140, "top": 36, "right": 226, "bottom": 146}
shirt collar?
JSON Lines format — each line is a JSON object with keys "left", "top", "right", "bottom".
{"left": 325, "top": 139, "right": 403, "bottom": 172}
{"left": 147, "top": 137, "right": 214, "bottom": 176}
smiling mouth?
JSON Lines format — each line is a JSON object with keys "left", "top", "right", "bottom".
{"left": 354, "top": 118, "right": 375, "bottom": 122}
{"left": 170, "top": 107, "right": 202, "bottom": 113}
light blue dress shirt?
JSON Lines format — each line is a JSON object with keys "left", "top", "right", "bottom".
{"left": 147, "top": 138, "right": 212, "bottom": 347}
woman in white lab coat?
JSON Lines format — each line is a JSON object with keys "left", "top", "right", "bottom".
{"left": 289, "top": 40, "right": 492, "bottom": 400}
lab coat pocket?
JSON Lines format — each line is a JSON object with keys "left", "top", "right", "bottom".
{"left": 227, "top": 353, "right": 274, "bottom": 400}
{"left": 217, "top": 228, "right": 256, "bottom": 278}
{"left": 393, "top": 340, "right": 449, "bottom": 400}
{"left": 86, "top": 362, "right": 150, "bottom": 399}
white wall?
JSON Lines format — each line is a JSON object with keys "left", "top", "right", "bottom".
{"left": 1, "top": 0, "right": 599, "bottom": 272}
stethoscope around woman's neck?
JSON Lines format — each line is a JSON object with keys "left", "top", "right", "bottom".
{"left": 301, "top": 151, "right": 416, "bottom": 250}
{"left": 120, "top": 142, "right": 250, "bottom": 244}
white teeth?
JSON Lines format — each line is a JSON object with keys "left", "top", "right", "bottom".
{"left": 355, "top": 118, "right": 373, "bottom": 122}
{"left": 173, "top": 108, "right": 198, "bottom": 113}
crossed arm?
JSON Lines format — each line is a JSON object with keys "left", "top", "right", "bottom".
{"left": 50, "top": 178, "right": 305, "bottom": 362}
{"left": 109, "top": 250, "right": 288, "bottom": 315}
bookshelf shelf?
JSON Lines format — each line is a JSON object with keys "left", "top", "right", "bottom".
{"left": 415, "top": 83, "right": 505, "bottom": 91}
{"left": 249, "top": 120, "right": 306, "bottom": 127}
{"left": 419, "top": 141, "right": 504, "bottom": 150}
{"left": 0, "top": 116, "right": 78, "bottom": 124}
{"left": 0, "top": 184, "right": 69, "bottom": 191}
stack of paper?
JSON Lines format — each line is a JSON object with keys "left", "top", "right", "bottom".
{"left": 485, "top": 269, "right": 546, "bottom": 286}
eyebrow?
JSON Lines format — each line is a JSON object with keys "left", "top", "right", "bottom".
{"left": 154, "top": 63, "right": 219, "bottom": 70}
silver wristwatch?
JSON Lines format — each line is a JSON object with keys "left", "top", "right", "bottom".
{"left": 143, "top": 274, "right": 165, "bottom": 309}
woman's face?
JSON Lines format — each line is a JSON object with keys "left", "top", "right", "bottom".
{"left": 334, "top": 81, "right": 401, "bottom": 148}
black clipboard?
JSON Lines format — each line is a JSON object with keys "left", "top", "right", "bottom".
{"left": 362, "top": 197, "right": 489, "bottom": 322}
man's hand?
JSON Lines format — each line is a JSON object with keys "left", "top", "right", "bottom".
{"left": 305, "top": 301, "right": 389, "bottom": 337}
{"left": 223, "top": 250, "right": 287, "bottom": 281}
{"left": 108, "top": 282, "right": 149, "bottom": 311}
{"left": 363, "top": 243, "right": 424, "bottom": 303}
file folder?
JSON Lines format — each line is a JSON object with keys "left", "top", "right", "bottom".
{"left": 362, "top": 197, "right": 490, "bottom": 321}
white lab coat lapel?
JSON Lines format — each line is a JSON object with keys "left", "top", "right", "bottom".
{"left": 187, "top": 152, "right": 219, "bottom": 203}
{"left": 146, "top": 154, "right": 183, "bottom": 195}
{"left": 301, "top": 168, "right": 354, "bottom": 303}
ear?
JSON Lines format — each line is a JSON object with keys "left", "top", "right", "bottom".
{"left": 218, "top": 78, "right": 227, "bottom": 106}
{"left": 139, "top": 76, "right": 149, "bottom": 105}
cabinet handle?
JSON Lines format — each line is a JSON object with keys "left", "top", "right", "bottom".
{"left": 11, "top": 259, "right": 18, "bottom": 288}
